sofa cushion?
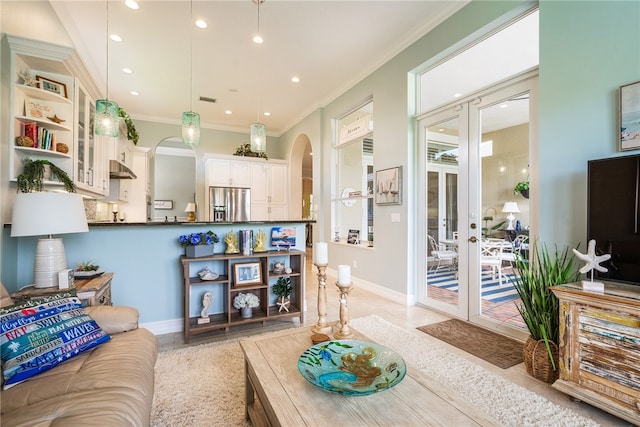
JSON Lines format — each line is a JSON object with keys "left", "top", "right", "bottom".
{"left": 1, "top": 327, "right": 158, "bottom": 427}
{"left": 1, "top": 292, "right": 110, "bottom": 389}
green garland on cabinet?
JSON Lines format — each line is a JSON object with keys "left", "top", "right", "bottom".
{"left": 118, "top": 108, "right": 140, "bottom": 145}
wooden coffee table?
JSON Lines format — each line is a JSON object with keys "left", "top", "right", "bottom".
{"left": 240, "top": 325, "right": 499, "bottom": 426}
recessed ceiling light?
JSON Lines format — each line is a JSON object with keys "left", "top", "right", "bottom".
{"left": 130, "top": 91, "right": 139, "bottom": 96}
{"left": 124, "top": 0, "right": 139, "bottom": 10}
{"left": 229, "top": 88, "right": 238, "bottom": 93}
{"left": 122, "top": 68, "right": 133, "bottom": 74}
{"left": 453, "top": 93, "right": 462, "bottom": 98}
{"left": 499, "top": 104, "right": 508, "bottom": 108}
{"left": 263, "top": 112, "right": 271, "bottom": 117}
{"left": 252, "top": 34, "right": 264, "bottom": 44}
{"left": 195, "top": 19, "right": 207, "bottom": 29}
{"left": 291, "top": 76, "right": 300, "bottom": 83}
{"left": 109, "top": 34, "right": 123, "bottom": 42}
{"left": 224, "top": 110, "right": 232, "bottom": 115}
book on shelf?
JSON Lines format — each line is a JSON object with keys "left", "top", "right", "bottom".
{"left": 21, "top": 122, "right": 57, "bottom": 151}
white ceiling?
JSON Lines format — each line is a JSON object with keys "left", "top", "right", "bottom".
{"left": 50, "top": 0, "right": 469, "bottom": 136}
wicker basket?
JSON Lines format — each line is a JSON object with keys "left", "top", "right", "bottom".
{"left": 523, "top": 336, "right": 559, "bottom": 383}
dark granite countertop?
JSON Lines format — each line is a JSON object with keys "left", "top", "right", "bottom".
{"left": 4, "top": 220, "right": 315, "bottom": 228}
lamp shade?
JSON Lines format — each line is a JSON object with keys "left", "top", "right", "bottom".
{"left": 250, "top": 122, "right": 266, "bottom": 153}
{"left": 11, "top": 193, "right": 89, "bottom": 237}
{"left": 95, "top": 99, "right": 120, "bottom": 137}
{"left": 12, "top": 193, "right": 88, "bottom": 288}
{"left": 182, "top": 111, "right": 201, "bottom": 145}
{"left": 184, "top": 203, "right": 196, "bottom": 213}
{"left": 501, "top": 202, "right": 520, "bottom": 213}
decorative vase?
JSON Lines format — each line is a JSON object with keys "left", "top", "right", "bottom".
{"left": 241, "top": 306, "right": 253, "bottom": 319}
{"left": 521, "top": 189, "right": 529, "bottom": 199}
{"left": 522, "top": 336, "right": 559, "bottom": 383}
{"left": 186, "top": 245, "right": 214, "bottom": 258}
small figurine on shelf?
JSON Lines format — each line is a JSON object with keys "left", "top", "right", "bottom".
{"left": 253, "top": 229, "right": 267, "bottom": 253}
{"left": 573, "top": 239, "right": 611, "bottom": 292}
{"left": 198, "top": 291, "right": 213, "bottom": 324}
{"left": 224, "top": 230, "right": 240, "bottom": 254}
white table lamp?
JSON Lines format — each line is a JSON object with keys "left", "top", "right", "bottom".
{"left": 185, "top": 202, "right": 196, "bottom": 222}
{"left": 11, "top": 193, "right": 89, "bottom": 288}
{"left": 502, "top": 201, "right": 520, "bottom": 231}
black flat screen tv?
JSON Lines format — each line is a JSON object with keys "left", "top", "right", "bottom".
{"left": 587, "top": 154, "right": 640, "bottom": 285}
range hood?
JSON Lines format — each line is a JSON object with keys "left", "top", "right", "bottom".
{"left": 109, "top": 160, "right": 137, "bottom": 179}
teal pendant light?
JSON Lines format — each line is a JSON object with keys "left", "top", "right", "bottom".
{"left": 182, "top": 0, "right": 200, "bottom": 145}
{"left": 250, "top": 122, "right": 266, "bottom": 153}
{"left": 95, "top": 0, "right": 119, "bottom": 137}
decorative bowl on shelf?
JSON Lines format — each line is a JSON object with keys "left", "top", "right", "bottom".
{"left": 297, "top": 340, "right": 406, "bottom": 396}
{"left": 198, "top": 267, "right": 219, "bottom": 281}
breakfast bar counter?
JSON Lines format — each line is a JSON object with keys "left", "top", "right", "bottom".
{"left": 3, "top": 220, "right": 313, "bottom": 333}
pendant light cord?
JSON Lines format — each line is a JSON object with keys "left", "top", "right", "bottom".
{"left": 189, "top": 0, "right": 193, "bottom": 113}
{"left": 105, "top": 0, "right": 110, "bottom": 101}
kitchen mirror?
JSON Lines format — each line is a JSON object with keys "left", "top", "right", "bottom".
{"left": 153, "top": 137, "right": 196, "bottom": 221}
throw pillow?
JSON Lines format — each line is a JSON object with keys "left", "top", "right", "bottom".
{"left": 0, "top": 291, "right": 111, "bottom": 389}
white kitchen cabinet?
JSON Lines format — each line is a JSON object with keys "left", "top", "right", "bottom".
{"left": 250, "top": 162, "right": 288, "bottom": 221}
{"left": 120, "top": 148, "right": 150, "bottom": 222}
{"left": 205, "top": 157, "right": 251, "bottom": 188}
{"left": 74, "top": 79, "right": 107, "bottom": 196}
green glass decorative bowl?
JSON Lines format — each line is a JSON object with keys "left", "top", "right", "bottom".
{"left": 297, "top": 339, "right": 406, "bottom": 396}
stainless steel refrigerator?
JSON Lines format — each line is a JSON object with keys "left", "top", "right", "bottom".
{"left": 210, "top": 187, "right": 251, "bottom": 222}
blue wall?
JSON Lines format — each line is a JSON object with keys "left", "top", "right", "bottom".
{"left": 3, "top": 223, "right": 306, "bottom": 330}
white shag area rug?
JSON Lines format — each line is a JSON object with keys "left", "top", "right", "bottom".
{"left": 151, "top": 315, "right": 599, "bottom": 427}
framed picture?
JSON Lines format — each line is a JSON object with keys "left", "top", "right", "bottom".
{"left": 620, "top": 80, "right": 640, "bottom": 151}
{"left": 24, "top": 97, "right": 53, "bottom": 119}
{"left": 271, "top": 227, "right": 296, "bottom": 247}
{"left": 234, "top": 262, "right": 262, "bottom": 286}
{"left": 36, "top": 75, "right": 68, "bottom": 99}
{"left": 154, "top": 200, "right": 173, "bottom": 210}
{"left": 347, "top": 229, "right": 360, "bottom": 244}
{"left": 375, "top": 166, "right": 402, "bottom": 205}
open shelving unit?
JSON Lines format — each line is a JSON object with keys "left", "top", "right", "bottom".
{"left": 180, "top": 249, "right": 305, "bottom": 343}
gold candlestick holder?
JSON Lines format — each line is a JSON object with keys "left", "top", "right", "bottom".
{"left": 311, "top": 263, "right": 332, "bottom": 334}
{"left": 334, "top": 281, "right": 354, "bottom": 339}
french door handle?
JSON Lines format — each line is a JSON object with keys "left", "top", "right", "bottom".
{"left": 468, "top": 236, "right": 478, "bottom": 243}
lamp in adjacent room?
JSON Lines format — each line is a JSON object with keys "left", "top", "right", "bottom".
{"left": 11, "top": 193, "right": 89, "bottom": 288}
{"left": 185, "top": 202, "right": 196, "bottom": 222}
{"left": 182, "top": 0, "right": 201, "bottom": 146}
{"left": 95, "top": 0, "right": 119, "bottom": 137}
{"left": 502, "top": 201, "right": 520, "bottom": 230}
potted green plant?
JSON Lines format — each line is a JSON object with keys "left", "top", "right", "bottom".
{"left": 17, "top": 158, "right": 75, "bottom": 193}
{"left": 272, "top": 276, "right": 292, "bottom": 312}
{"left": 233, "top": 143, "right": 269, "bottom": 160}
{"left": 514, "top": 181, "right": 529, "bottom": 198}
{"left": 511, "top": 242, "right": 579, "bottom": 383}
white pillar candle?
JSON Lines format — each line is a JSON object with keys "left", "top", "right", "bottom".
{"left": 315, "top": 242, "right": 328, "bottom": 264}
{"left": 338, "top": 264, "right": 351, "bottom": 284}
{"left": 112, "top": 203, "right": 119, "bottom": 213}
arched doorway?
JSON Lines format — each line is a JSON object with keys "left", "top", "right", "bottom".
{"left": 290, "top": 133, "right": 313, "bottom": 246}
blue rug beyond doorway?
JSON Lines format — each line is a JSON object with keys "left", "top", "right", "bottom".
{"left": 428, "top": 269, "right": 519, "bottom": 303}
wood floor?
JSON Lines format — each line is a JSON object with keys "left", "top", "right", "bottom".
{"left": 156, "top": 250, "right": 631, "bottom": 426}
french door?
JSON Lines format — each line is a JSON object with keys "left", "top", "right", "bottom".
{"left": 417, "top": 73, "right": 536, "bottom": 337}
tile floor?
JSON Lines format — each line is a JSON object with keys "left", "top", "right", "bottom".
{"left": 156, "top": 250, "right": 632, "bottom": 426}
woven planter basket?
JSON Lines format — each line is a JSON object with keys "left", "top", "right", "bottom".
{"left": 523, "top": 336, "right": 559, "bottom": 383}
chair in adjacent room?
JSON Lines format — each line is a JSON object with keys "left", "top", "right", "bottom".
{"left": 428, "top": 234, "right": 458, "bottom": 272}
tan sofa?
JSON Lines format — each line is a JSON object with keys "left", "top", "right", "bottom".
{"left": 1, "top": 287, "right": 158, "bottom": 427}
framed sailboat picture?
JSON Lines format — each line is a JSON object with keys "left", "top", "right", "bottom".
{"left": 375, "top": 166, "right": 402, "bottom": 205}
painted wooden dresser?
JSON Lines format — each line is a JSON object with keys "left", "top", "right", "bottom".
{"left": 551, "top": 282, "right": 640, "bottom": 425}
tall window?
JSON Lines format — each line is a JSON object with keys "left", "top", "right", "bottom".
{"left": 333, "top": 101, "right": 374, "bottom": 245}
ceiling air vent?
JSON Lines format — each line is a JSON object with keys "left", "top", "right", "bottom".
{"left": 199, "top": 96, "right": 217, "bottom": 103}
